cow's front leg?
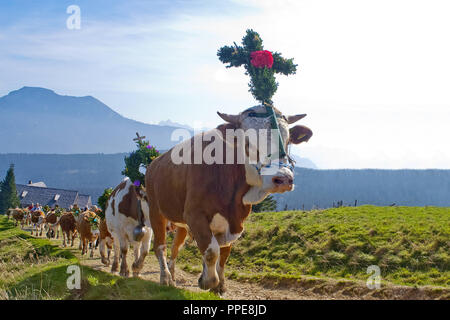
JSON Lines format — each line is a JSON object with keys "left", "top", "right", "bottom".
{"left": 99, "top": 238, "right": 109, "bottom": 266}
{"left": 62, "top": 232, "right": 67, "bottom": 247}
{"left": 188, "top": 216, "right": 220, "bottom": 290}
{"left": 70, "top": 231, "right": 75, "bottom": 247}
{"left": 89, "top": 240, "right": 95, "bottom": 258}
{"left": 81, "top": 237, "right": 87, "bottom": 255}
{"left": 168, "top": 226, "right": 188, "bottom": 282}
{"left": 150, "top": 210, "right": 174, "bottom": 286}
{"left": 78, "top": 233, "right": 82, "bottom": 250}
{"left": 211, "top": 245, "right": 232, "bottom": 295}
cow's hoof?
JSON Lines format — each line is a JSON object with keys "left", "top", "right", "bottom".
{"left": 101, "top": 257, "right": 110, "bottom": 266}
{"left": 111, "top": 262, "right": 119, "bottom": 273}
{"left": 160, "top": 271, "right": 174, "bottom": 286}
{"left": 131, "top": 260, "right": 144, "bottom": 274}
{"left": 132, "top": 272, "right": 140, "bottom": 278}
{"left": 119, "top": 270, "right": 129, "bottom": 278}
{"left": 198, "top": 275, "right": 219, "bottom": 291}
{"left": 210, "top": 282, "right": 227, "bottom": 295}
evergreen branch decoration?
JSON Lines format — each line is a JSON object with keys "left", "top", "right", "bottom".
{"left": 122, "top": 133, "right": 161, "bottom": 187}
{"left": 217, "top": 29, "right": 298, "bottom": 104}
{"left": 97, "top": 187, "right": 113, "bottom": 217}
{"left": 88, "top": 215, "right": 99, "bottom": 230}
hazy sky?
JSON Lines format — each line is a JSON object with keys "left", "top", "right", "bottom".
{"left": 1, "top": 0, "right": 449, "bottom": 169}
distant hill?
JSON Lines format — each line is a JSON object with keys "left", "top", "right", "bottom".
{"left": 1, "top": 154, "right": 449, "bottom": 209}
{"left": 274, "top": 168, "right": 450, "bottom": 210}
{"left": 0, "top": 153, "right": 126, "bottom": 203}
{"left": 0, "top": 87, "right": 190, "bottom": 153}
{"left": 1, "top": 86, "right": 317, "bottom": 167}
{"left": 290, "top": 154, "right": 317, "bottom": 169}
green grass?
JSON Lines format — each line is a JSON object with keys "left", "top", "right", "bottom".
{"left": 0, "top": 216, "right": 218, "bottom": 300}
{"left": 176, "top": 206, "right": 450, "bottom": 287}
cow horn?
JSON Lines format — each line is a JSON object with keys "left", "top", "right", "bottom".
{"left": 217, "top": 111, "right": 240, "bottom": 124}
{"left": 286, "top": 114, "right": 307, "bottom": 124}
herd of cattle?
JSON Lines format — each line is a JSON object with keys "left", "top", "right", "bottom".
{"left": 6, "top": 178, "right": 150, "bottom": 278}
{"left": 6, "top": 105, "right": 313, "bottom": 294}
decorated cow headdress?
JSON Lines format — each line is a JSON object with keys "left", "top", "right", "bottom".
{"left": 217, "top": 29, "right": 297, "bottom": 105}
{"left": 217, "top": 29, "right": 300, "bottom": 160}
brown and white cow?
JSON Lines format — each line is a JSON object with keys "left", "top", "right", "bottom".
{"left": 145, "top": 104, "right": 312, "bottom": 293}
{"left": 6, "top": 208, "right": 12, "bottom": 220}
{"left": 30, "top": 210, "right": 46, "bottom": 236}
{"left": 105, "top": 178, "right": 152, "bottom": 277}
{"left": 78, "top": 211, "right": 100, "bottom": 257}
{"left": 25, "top": 209, "right": 32, "bottom": 226}
{"left": 98, "top": 217, "right": 114, "bottom": 266}
{"left": 44, "top": 212, "right": 60, "bottom": 239}
{"left": 59, "top": 212, "right": 78, "bottom": 247}
{"left": 10, "top": 208, "right": 25, "bottom": 228}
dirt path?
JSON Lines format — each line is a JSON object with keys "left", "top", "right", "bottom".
{"left": 80, "top": 252, "right": 330, "bottom": 300}
{"left": 40, "top": 232, "right": 448, "bottom": 300}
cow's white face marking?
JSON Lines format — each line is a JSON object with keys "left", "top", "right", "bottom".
{"left": 209, "top": 213, "right": 242, "bottom": 246}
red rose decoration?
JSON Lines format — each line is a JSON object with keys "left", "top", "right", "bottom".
{"left": 250, "top": 50, "right": 274, "bottom": 69}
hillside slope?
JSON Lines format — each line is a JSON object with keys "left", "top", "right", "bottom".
{"left": 177, "top": 206, "right": 450, "bottom": 289}
{"left": 0, "top": 216, "right": 217, "bottom": 300}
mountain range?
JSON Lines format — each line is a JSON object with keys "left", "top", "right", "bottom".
{"left": 0, "top": 87, "right": 189, "bottom": 154}
{"left": 0, "top": 87, "right": 315, "bottom": 168}
{"left": 1, "top": 87, "right": 448, "bottom": 209}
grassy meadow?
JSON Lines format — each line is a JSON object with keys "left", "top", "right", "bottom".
{"left": 0, "top": 205, "right": 448, "bottom": 300}
{"left": 0, "top": 216, "right": 217, "bottom": 300}
{"left": 177, "top": 205, "right": 450, "bottom": 288}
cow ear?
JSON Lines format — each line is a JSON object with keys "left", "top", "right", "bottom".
{"left": 286, "top": 114, "right": 307, "bottom": 124}
{"left": 289, "top": 125, "right": 313, "bottom": 144}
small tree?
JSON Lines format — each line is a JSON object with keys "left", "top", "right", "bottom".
{"left": 252, "top": 195, "right": 277, "bottom": 213}
{"left": 122, "top": 133, "right": 161, "bottom": 187}
{"left": 97, "top": 187, "right": 113, "bottom": 219}
{"left": 0, "top": 164, "right": 21, "bottom": 214}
